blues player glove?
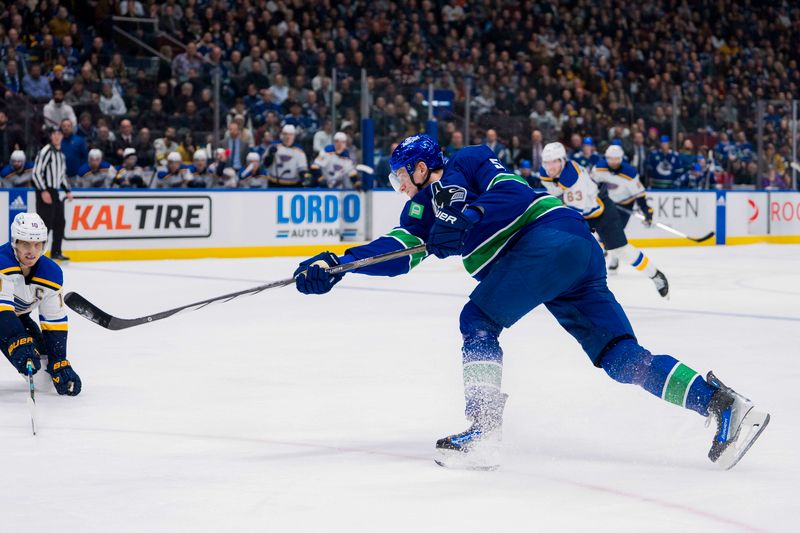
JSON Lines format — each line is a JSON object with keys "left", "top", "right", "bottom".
{"left": 636, "top": 197, "right": 654, "bottom": 227}
{"left": 47, "top": 357, "right": 81, "bottom": 396}
{"left": 6, "top": 333, "right": 41, "bottom": 375}
{"left": 294, "top": 252, "right": 344, "bottom": 295}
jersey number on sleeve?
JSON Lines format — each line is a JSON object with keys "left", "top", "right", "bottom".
{"left": 565, "top": 190, "right": 583, "bottom": 203}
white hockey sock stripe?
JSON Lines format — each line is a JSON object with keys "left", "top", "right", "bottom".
{"left": 463, "top": 361, "right": 502, "bottom": 390}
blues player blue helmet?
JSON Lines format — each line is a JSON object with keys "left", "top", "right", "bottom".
{"left": 388, "top": 134, "right": 445, "bottom": 191}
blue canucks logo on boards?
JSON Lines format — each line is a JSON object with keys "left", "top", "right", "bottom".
{"left": 275, "top": 192, "right": 360, "bottom": 240}
{"left": 7, "top": 190, "right": 28, "bottom": 242}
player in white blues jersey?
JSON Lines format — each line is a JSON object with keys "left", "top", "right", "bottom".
{"left": 1, "top": 150, "right": 34, "bottom": 188}
{"left": 309, "top": 132, "right": 360, "bottom": 189}
{"left": 156, "top": 152, "right": 191, "bottom": 188}
{"left": 290, "top": 134, "right": 769, "bottom": 471}
{"left": 539, "top": 142, "right": 668, "bottom": 296}
{"left": 0, "top": 213, "right": 81, "bottom": 395}
{"left": 591, "top": 144, "right": 654, "bottom": 272}
{"left": 76, "top": 149, "right": 115, "bottom": 188}
{"left": 239, "top": 152, "right": 268, "bottom": 188}
{"left": 265, "top": 125, "right": 309, "bottom": 188}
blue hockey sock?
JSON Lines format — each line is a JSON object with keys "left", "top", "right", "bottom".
{"left": 460, "top": 301, "right": 504, "bottom": 419}
{"left": 600, "top": 339, "right": 715, "bottom": 416}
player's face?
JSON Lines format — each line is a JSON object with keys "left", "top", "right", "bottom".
{"left": 607, "top": 156, "right": 622, "bottom": 169}
{"left": 15, "top": 240, "right": 44, "bottom": 267}
{"left": 334, "top": 139, "right": 346, "bottom": 152}
{"left": 12, "top": 160, "right": 23, "bottom": 170}
{"left": 582, "top": 145, "right": 593, "bottom": 155}
{"left": 194, "top": 159, "right": 206, "bottom": 171}
{"left": 281, "top": 132, "right": 295, "bottom": 146}
{"left": 89, "top": 157, "right": 100, "bottom": 169}
{"left": 543, "top": 159, "right": 563, "bottom": 178}
{"left": 168, "top": 161, "right": 181, "bottom": 172}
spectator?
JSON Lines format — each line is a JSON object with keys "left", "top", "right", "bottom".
{"left": 445, "top": 131, "right": 464, "bottom": 159}
{"left": 99, "top": 82, "right": 127, "bottom": 118}
{"left": 172, "top": 42, "right": 203, "bottom": 82}
{"left": 22, "top": 64, "right": 53, "bottom": 101}
{"left": 139, "top": 98, "right": 169, "bottom": 133}
{"left": 64, "top": 79, "right": 92, "bottom": 107}
{"left": 530, "top": 130, "right": 544, "bottom": 172}
{"left": 313, "top": 119, "right": 333, "bottom": 155}
{"left": 113, "top": 119, "right": 136, "bottom": 166}
{"left": 177, "top": 130, "right": 197, "bottom": 163}
{"left": 2, "top": 60, "right": 24, "bottom": 95}
{"left": 483, "top": 129, "right": 509, "bottom": 167}
{"left": 154, "top": 127, "right": 179, "bottom": 166}
{"left": 93, "top": 125, "right": 116, "bottom": 160}
{"left": 75, "top": 112, "right": 97, "bottom": 142}
{"left": 519, "top": 160, "right": 540, "bottom": 188}
{"left": 60, "top": 119, "right": 88, "bottom": 180}
{"left": 43, "top": 88, "right": 77, "bottom": 129}
{"left": 0, "top": 110, "right": 24, "bottom": 164}
{"left": 134, "top": 128, "right": 155, "bottom": 169}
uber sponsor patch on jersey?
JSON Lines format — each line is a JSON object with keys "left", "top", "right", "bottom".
{"left": 408, "top": 202, "right": 424, "bottom": 219}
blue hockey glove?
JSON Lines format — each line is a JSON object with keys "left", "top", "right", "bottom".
{"left": 6, "top": 334, "right": 41, "bottom": 375}
{"left": 428, "top": 207, "right": 476, "bottom": 259}
{"left": 47, "top": 357, "right": 81, "bottom": 396}
{"left": 294, "top": 252, "right": 344, "bottom": 295}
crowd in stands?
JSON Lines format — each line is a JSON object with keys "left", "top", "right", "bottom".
{"left": 1, "top": 0, "right": 798, "bottom": 190}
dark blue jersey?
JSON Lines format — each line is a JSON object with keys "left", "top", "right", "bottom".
{"left": 345, "top": 145, "right": 580, "bottom": 280}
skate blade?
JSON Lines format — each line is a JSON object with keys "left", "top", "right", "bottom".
{"left": 434, "top": 447, "right": 501, "bottom": 471}
{"left": 716, "top": 410, "right": 770, "bottom": 470}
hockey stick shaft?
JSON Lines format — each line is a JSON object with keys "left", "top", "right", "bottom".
{"left": 65, "top": 244, "right": 428, "bottom": 330}
{"left": 616, "top": 205, "right": 714, "bottom": 242}
{"left": 26, "top": 360, "right": 37, "bottom": 436}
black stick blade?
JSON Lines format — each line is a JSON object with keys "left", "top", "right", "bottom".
{"left": 64, "top": 292, "right": 115, "bottom": 329}
{"left": 691, "top": 231, "right": 715, "bottom": 243}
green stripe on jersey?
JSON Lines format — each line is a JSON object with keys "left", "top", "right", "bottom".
{"left": 663, "top": 363, "right": 699, "bottom": 406}
{"left": 386, "top": 228, "right": 427, "bottom": 270}
{"left": 487, "top": 173, "right": 531, "bottom": 190}
{"left": 463, "top": 362, "right": 502, "bottom": 389}
{"left": 462, "top": 195, "right": 564, "bottom": 276}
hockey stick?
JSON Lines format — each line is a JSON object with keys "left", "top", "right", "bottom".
{"left": 355, "top": 164, "right": 375, "bottom": 174}
{"left": 26, "top": 360, "right": 37, "bottom": 436}
{"left": 616, "top": 205, "right": 715, "bottom": 243}
{"left": 65, "top": 244, "right": 428, "bottom": 330}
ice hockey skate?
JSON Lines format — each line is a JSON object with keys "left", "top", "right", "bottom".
{"left": 706, "top": 372, "right": 770, "bottom": 470}
{"left": 651, "top": 269, "right": 669, "bottom": 297}
{"left": 435, "top": 393, "right": 507, "bottom": 471}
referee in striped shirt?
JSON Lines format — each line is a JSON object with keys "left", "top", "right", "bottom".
{"left": 33, "top": 126, "right": 73, "bottom": 261}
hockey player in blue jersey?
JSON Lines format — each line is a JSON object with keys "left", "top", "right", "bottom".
{"left": 1, "top": 150, "right": 34, "bottom": 188}
{"left": 0, "top": 213, "right": 81, "bottom": 395}
{"left": 570, "top": 137, "right": 600, "bottom": 170}
{"left": 647, "top": 135, "right": 683, "bottom": 188}
{"left": 293, "top": 134, "right": 769, "bottom": 471}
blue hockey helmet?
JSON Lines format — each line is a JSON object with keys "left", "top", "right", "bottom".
{"left": 582, "top": 137, "right": 594, "bottom": 146}
{"left": 388, "top": 134, "right": 444, "bottom": 191}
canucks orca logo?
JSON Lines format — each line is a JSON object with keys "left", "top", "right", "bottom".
{"left": 431, "top": 182, "right": 468, "bottom": 212}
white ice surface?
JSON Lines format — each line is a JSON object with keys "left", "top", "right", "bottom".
{"left": 0, "top": 244, "right": 797, "bottom": 532}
